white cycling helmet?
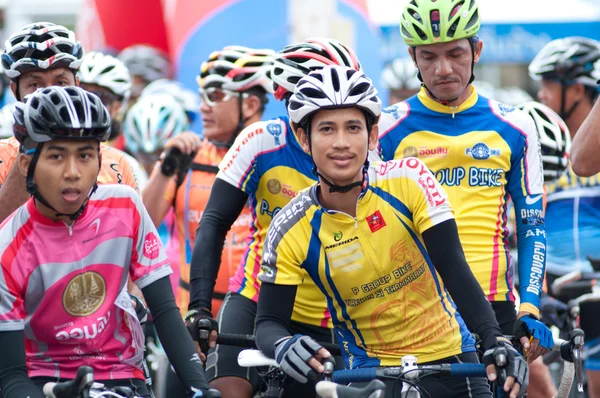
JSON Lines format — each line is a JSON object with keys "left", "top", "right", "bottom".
{"left": 494, "top": 87, "right": 533, "bottom": 107}
{"left": 529, "top": 37, "right": 600, "bottom": 88}
{"left": 381, "top": 58, "right": 420, "bottom": 91}
{"left": 78, "top": 51, "right": 131, "bottom": 99}
{"left": 0, "top": 103, "right": 15, "bottom": 139}
{"left": 118, "top": 44, "right": 171, "bottom": 83}
{"left": 288, "top": 65, "right": 381, "bottom": 126}
{"left": 123, "top": 93, "right": 188, "bottom": 154}
{"left": 518, "top": 101, "right": 571, "bottom": 182}
{"left": 198, "top": 46, "right": 275, "bottom": 93}
{"left": 1, "top": 22, "right": 84, "bottom": 80}
{"left": 141, "top": 78, "right": 200, "bottom": 117}
{"left": 271, "top": 38, "right": 361, "bottom": 101}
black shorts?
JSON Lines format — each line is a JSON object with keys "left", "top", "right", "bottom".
{"left": 33, "top": 376, "right": 151, "bottom": 398}
{"left": 350, "top": 352, "right": 491, "bottom": 398}
{"left": 205, "top": 291, "right": 339, "bottom": 398}
{"left": 491, "top": 300, "right": 517, "bottom": 336}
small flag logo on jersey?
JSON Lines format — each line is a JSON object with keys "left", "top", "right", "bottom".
{"left": 366, "top": 210, "right": 386, "bottom": 233}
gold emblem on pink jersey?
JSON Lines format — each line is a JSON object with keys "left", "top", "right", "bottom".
{"left": 62, "top": 272, "right": 107, "bottom": 316}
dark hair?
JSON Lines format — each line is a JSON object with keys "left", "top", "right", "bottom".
{"left": 243, "top": 86, "right": 268, "bottom": 114}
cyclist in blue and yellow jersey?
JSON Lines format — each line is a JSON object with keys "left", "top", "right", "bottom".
{"left": 529, "top": 36, "right": 600, "bottom": 396}
{"left": 185, "top": 38, "right": 379, "bottom": 398}
{"left": 376, "top": 1, "right": 554, "bottom": 395}
{"left": 255, "top": 65, "right": 528, "bottom": 398}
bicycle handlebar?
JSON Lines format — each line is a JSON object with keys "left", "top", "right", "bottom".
{"left": 43, "top": 366, "right": 94, "bottom": 398}
{"left": 316, "top": 379, "right": 386, "bottom": 398}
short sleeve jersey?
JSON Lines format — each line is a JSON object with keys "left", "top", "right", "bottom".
{"left": 260, "top": 158, "right": 475, "bottom": 367}
{"left": 0, "top": 185, "right": 171, "bottom": 379}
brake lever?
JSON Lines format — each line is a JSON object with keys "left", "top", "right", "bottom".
{"left": 571, "top": 329, "right": 585, "bottom": 393}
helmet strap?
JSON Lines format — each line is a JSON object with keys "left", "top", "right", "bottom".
{"left": 559, "top": 83, "right": 579, "bottom": 121}
{"left": 25, "top": 143, "right": 96, "bottom": 221}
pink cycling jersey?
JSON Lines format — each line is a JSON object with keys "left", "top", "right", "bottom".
{"left": 0, "top": 184, "right": 171, "bottom": 380}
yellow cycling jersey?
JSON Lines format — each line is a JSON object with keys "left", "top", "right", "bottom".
{"left": 377, "top": 88, "right": 545, "bottom": 315}
{"left": 259, "top": 158, "right": 475, "bottom": 368}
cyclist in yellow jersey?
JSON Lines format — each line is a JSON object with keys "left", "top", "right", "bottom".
{"left": 255, "top": 65, "right": 528, "bottom": 398}
{"left": 377, "top": 0, "right": 554, "bottom": 366}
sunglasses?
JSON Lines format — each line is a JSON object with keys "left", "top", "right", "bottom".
{"left": 199, "top": 87, "right": 248, "bottom": 107}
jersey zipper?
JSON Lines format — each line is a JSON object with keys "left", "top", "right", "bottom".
{"left": 63, "top": 221, "right": 75, "bottom": 236}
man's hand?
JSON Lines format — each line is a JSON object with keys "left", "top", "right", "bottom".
{"left": 514, "top": 313, "right": 553, "bottom": 363}
{"left": 274, "top": 335, "right": 332, "bottom": 384}
{"left": 184, "top": 308, "right": 218, "bottom": 363}
{"left": 165, "top": 132, "right": 203, "bottom": 156}
{"left": 483, "top": 340, "right": 529, "bottom": 398}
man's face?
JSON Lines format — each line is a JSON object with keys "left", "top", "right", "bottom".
{"left": 79, "top": 83, "right": 123, "bottom": 118}
{"left": 411, "top": 39, "right": 481, "bottom": 102}
{"left": 19, "top": 139, "right": 100, "bottom": 218}
{"left": 199, "top": 87, "right": 242, "bottom": 142}
{"left": 14, "top": 68, "right": 77, "bottom": 99}
{"left": 299, "top": 107, "right": 378, "bottom": 186}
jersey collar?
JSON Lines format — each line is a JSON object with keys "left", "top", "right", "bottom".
{"left": 417, "top": 85, "right": 478, "bottom": 114}
{"left": 27, "top": 196, "right": 90, "bottom": 226}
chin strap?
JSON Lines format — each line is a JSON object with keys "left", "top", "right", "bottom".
{"left": 558, "top": 82, "right": 580, "bottom": 122}
{"left": 25, "top": 144, "right": 97, "bottom": 221}
{"left": 313, "top": 164, "right": 368, "bottom": 193}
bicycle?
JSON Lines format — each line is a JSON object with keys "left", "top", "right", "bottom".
{"left": 43, "top": 366, "right": 141, "bottom": 398}
{"left": 235, "top": 330, "right": 584, "bottom": 398}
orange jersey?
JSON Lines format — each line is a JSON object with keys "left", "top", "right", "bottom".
{"left": 0, "top": 137, "right": 139, "bottom": 192}
{"left": 159, "top": 140, "right": 252, "bottom": 317}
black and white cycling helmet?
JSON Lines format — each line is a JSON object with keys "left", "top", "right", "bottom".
{"left": 78, "top": 51, "right": 131, "bottom": 99}
{"left": 381, "top": 58, "right": 421, "bottom": 91}
{"left": 529, "top": 37, "right": 600, "bottom": 88}
{"left": 13, "top": 86, "right": 111, "bottom": 145}
{"left": 288, "top": 65, "right": 381, "bottom": 126}
{"left": 13, "top": 86, "right": 111, "bottom": 220}
{"left": 518, "top": 101, "right": 571, "bottom": 182}
{"left": 1, "top": 22, "right": 84, "bottom": 80}
{"left": 117, "top": 44, "right": 172, "bottom": 83}
{"left": 271, "top": 38, "right": 361, "bottom": 101}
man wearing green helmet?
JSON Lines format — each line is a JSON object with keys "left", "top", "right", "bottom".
{"left": 378, "top": 0, "right": 555, "bottom": 396}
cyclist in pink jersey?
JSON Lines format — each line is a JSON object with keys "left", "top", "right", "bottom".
{"left": 0, "top": 86, "right": 220, "bottom": 398}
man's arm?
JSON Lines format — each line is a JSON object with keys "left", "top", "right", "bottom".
{"left": 0, "top": 330, "right": 44, "bottom": 398}
{"left": 255, "top": 283, "right": 297, "bottom": 358}
{"left": 0, "top": 159, "right": 29, "bottom": 223}
{"left": 422, "top": 219, "right": 504, "bottom": 351}
{"left": 142, "top": 163, "right": 176, "bottom": 227}
{"left": 571, "top": 98, "right": 600, "bottom": 177}
{"left": 142, "top": 277, "right": 210, "bottom": 392}
{"left": 188, "top": 178, "right": 248, "bottom": 312}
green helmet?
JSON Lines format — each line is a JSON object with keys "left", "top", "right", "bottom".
{"left": 400, "top": 0, "right": 481, "bottom": 46}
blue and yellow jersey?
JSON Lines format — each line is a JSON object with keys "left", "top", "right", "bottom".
{"left": 377, "top": 87, "right": 546, "bottom": 317}
{"left": 544, "top": 168, "right": 600, "bottom": 275}
{"left": 217, "top": 116, "right": 330, "bottom": 328}
{"left": 259, "top": 158, "right": 475, "bottom": 367}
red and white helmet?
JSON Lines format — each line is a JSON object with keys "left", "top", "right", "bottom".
{"left": 270, "top": 38, "right": 361, "bottom": 101}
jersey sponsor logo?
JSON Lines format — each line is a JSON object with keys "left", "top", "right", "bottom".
{"left": 498, "top": 103, "right": 515, "bottom": 116}
{"left": 525, "top": 194, "right": 543, "bottom": 205}
{"left": 63, "top": 272, "right": 106, "bottom": 317}
{"left": 468, "top": 167, "right": 504, "bottom": 187}
{"left": 109, "top": 163, "right": 123, "bottom": 184}
{"left": 89, "top": 218, "right": 101, "bottom": 235}
{"left": 466, "top": 143, "right": 501, "bottom": 160}
{"left": 417, "top": 146, "right": 449, "bottom": 158}
{"left": 403, "top": 146, "right": 419, "bottom": 158}
{"left": 260, "top": 264, "right": 275, "bottom": 278}
{"left": 434, "top": 167, "right": 466, "bottom": 186}
{"left": 382, "top": 105, "right": 401, "bottom": 119}
{"left": 325, "top": 236, "right": 359, "bottom": 250}
{"left": 366, "top": 210, "right": 386, "bottom": 233}
{"left": 520, "top": 209, "right": 543, "bottom": 226}
{"left": 143, "top": 232, "right": 160, "bottom": 260}
{"left": 55, "top": 311, "right": 111, "bottom": 341}
{"left": 333, "top": 231, "right": 343, "bottom": 242}
{"left": 260, "top": 199, "right": 282, "bottom": 219}
{"left": 527, "top": 241, "right": 546, "bottom": 296}
{"left": 281, "top": 184, "right": 299, "bottom": 199}
{"left": 266, "top": 121, "right": 283, "bottom": 145}
{"left": 325, "top": 237, "right": 362, "bottom": 272}
{"left": 221, "top": 127, "right": 264, "bottom": 172}
{"left": 267, "top": 179, "right": 282, "bottom": 194}
{"left": 389, "top": 237, "right": 421, "bottom": 265}
{"left": 525, "top": 228, "right": 546, "bottom": 238}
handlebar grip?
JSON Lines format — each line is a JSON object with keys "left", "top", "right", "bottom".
{"left": 43, "top": 382, "right": 58, "bottom": 397}
{"left": 333, "top": 367, "right": 378, "bottom": 384}
{"left": 449, "top": 363, "right": 487, "bottom": 377}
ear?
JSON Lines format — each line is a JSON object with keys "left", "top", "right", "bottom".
{"left": 17, "top": 152, "right": 31, "bottom": 178}
{"left": 10, "top": 81, "right": 17, "bottom": 99}
{"left": 75, "top": 76, "right": 80, "bottom": 87}
{"left": 97, "top": 148, "right": 103, "bottom": 175}
{"left": 473, "top": 40, "right": 483, "bottom": 63}
{"left": 408, "top": 47, "right": 415, "bottom": 60}
{"left": 242, "top": 95, "right": 261, "bottom": 119}
{"left": 296, "top": 126, "right": 311, "bottom": 154}
{"left": 569, "top": 83, "right": 586, "bottom": 102}
{"left": 368, "top": 123, "right": 379, "bottom": 151}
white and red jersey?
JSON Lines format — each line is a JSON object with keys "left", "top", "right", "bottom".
{"left": 0, "top": 185, "right": 171, "bottom": 380}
